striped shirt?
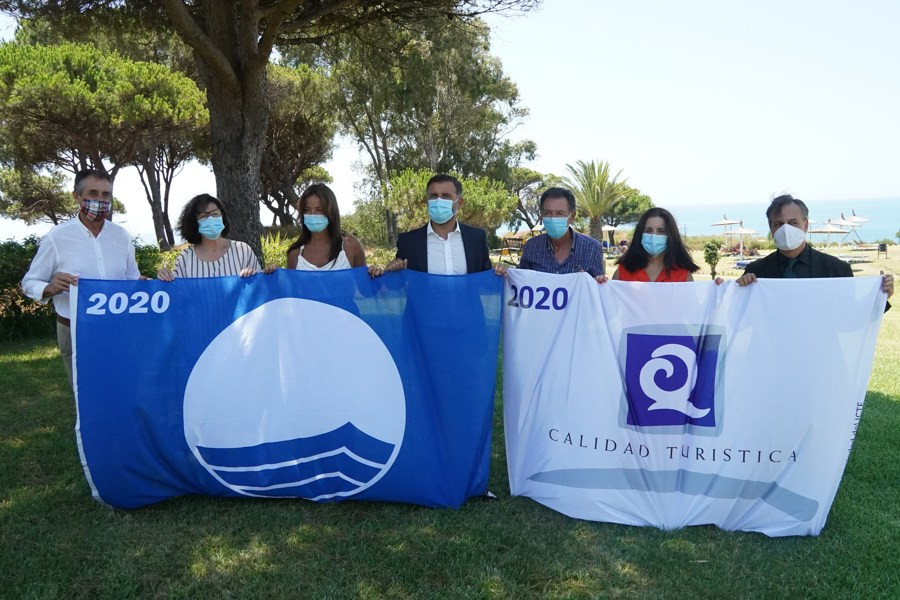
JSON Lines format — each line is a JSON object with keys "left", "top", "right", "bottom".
{"left": 519, "top": 229, "right": 604, "bottom": 277}
{"left": 173, "top": 240, "right": 261, "bottom": 278}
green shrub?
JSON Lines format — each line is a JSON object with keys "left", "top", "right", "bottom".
{"left": 685, "top": 235, "right": 773, "bottom": 253}
{"left": 134, "top": 243, "right": 180, "bottom": 278}
{"left": 366, "top": 246, "right": 395, "bottom": 267}
{"left": 703, "top": 241, "right": 721, "bottom": 280}
{"left": 262, "top": 231, "right": 294, "bottom": 268}
{"left": 0, "top": 236, "right": 55, "bottom": 340}
{"left": 684, "top": 236, "right": 724, "bottom": 252}
{"left": 341, "top": 200, "right": 389, "bottom": 248}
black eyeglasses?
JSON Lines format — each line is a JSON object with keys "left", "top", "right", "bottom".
{"left": 197, "top": 210, "right": 223, "bottom": 221}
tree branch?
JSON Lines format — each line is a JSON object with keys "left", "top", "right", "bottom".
{"left": 240, "top": 0, "right": 262, "bottom": 66}
{"left": 254, "top": 0, "right": 308, "bottom": 68}
{"left": 159, "top": 0, "right": 241, "bottom": 96}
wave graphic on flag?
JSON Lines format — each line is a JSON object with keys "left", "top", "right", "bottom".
{"left": 196, "top": 422, "right": 395, "bottom": 500}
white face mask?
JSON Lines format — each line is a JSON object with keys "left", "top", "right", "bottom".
{"left": 773, "top": 223, "right": 806, "bottom": 251}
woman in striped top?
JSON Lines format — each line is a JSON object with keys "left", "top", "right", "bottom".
{"left": 158, "top": 194, "right": 262, "bottom": 280}
{"left": 287, "top": 184, "right": 366, "bottom": 271}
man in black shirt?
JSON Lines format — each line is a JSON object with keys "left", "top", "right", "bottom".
{"left": 736, "top": 195, "right": 893, "bottom": 303}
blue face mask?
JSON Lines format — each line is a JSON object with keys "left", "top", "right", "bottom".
{"left": 427, "top": 198, "right": 456, "bottom": 225}
{"left": 198, "top": 216, "right": 225, "bottom": 240}
{"left": 543, "top": 217, "right": 570, "bottom": 240}
{"left": 641, "top": 233, "right": 667, "bottom": 256}
{"left": 304, "top": 214, "right": 329, "bottom": 233}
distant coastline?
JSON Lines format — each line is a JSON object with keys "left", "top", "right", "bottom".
{"left": 664, "top": 197, "right": 899, "bottom": 243}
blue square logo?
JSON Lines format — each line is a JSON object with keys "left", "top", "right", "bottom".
{"left": 623, "top": 331, "right": 722, "bottom": 429}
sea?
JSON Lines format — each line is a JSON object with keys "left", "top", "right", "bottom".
{"left": 641, "top": 197, "right": 900, "bottom": 243}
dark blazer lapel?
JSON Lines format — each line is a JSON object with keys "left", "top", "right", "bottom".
{"left": 460, "top": 225, "right": 473, "bottom": 273}
{"left": 417, "top": 225, "right": 428, "bottom": 272}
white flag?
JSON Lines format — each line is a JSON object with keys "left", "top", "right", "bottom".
{"left": 503, "top": 270, "right": 886, "bottom": 537}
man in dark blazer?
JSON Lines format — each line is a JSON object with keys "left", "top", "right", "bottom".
{"left": 737, "top": 194, "right": 893, "bottom": 304}
{"left": 369, "top": 173, "right": 500, "bottom": 502}
{"left": 378, "top": 174, "right": 493, "bottom": 275}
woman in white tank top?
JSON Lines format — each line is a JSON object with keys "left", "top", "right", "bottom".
{"left": 287, "top": 184, "right": 367, "bottom": 271}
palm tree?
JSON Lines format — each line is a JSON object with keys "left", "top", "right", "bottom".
{"left": 564, "top": 160, "right": 628, "bottom": 241}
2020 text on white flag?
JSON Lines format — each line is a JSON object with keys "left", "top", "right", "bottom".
{"left": 502, "top": 270, "right": 886, "bottom": 537}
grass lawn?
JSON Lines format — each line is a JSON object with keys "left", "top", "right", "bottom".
{"left": 1, "top": 308, "right": 898, "bottom": 599}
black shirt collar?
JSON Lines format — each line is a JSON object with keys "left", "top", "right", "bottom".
{"left": 776, "top": 243, "right": 812, "bottom": 267}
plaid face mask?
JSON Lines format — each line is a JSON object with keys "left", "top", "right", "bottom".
{"left": 81, "top": 199, "right": 111, "bottom": 222}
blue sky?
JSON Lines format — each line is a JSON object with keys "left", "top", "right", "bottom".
{"left": 483, "top": 0, "right": 900, "bottom": 204}
{"left": 1, "top": 1, "right": 898, "bottom": 242}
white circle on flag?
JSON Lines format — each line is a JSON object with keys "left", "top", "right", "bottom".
{"left": 183, "top": 297, "right": 405, "bottom": 500}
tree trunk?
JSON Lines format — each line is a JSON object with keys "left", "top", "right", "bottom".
{"left": 260, "top": 159, "right": 298, "bottom": 226}
{"left": 163, "top": 213, "right": 175, "bottom": 246}
{"left": 260, "top": 190, "right": 295, "bottom": 227}
{"left": 161, "top": 166, "right": 176, "bottom": 246}
{"left": 588, "top": 218, "right": 604, "bottom": 241}
{"left": 377, "top": 171, "right": 398, "bottom": 246}
{"left": 516, "top": 199, "right": 535, "bottom": 229}
{"left": 205, "top": 67, "right": 268, "bottom": 261}
{"left": 138, "top": 155, "right": 172, "bottom": 250}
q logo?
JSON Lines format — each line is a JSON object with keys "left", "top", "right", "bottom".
{"left": 621, "top": 327, "right": 724, "bottom": 431}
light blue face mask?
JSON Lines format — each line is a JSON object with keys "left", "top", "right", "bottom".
{"left": 543, "top": 217, "right": 570, "bottom": 240}
{"left": 198, "top": 216, "right": 225, "bottom": 240}
{"left": 641, "top": 233, "right": 667, "bottom": 256}
{"left": 304, "top": 214, "right": 329, "bottom": 233}
{"left": 427, "top": 198, "right": 456, "bottom": 225}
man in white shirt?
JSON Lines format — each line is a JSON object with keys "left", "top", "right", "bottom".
{"left": 21, "top": 169, "right": 141, "bottom": 385}
{"left": 380, "top": 174, "right": 492, "bottom": 275}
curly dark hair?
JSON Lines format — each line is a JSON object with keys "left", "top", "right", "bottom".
{"left": 178, "top": 194, "right": 229, "bottom": 244}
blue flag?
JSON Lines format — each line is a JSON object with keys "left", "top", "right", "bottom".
{"left": 72, "top": 268, "right": 502, "bottom": 509}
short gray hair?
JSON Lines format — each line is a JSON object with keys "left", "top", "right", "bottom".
{"left": 74, "top": 169, "right": 112, "bottom": 196}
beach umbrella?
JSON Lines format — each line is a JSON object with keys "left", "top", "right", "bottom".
{"left": 710, "top": 215, "right": 741, "bottom": 226}
{"left": 732, "top": 222, "right": 757, "bottom": 261}
{"left": 829, "top": 218, "right": 862, "bottom": 248}
{"left": 808, "top": 221, "right": 846, "bottom": 249}
{"left": 601, "top": 224, "right": 618, "bottom": 242}
{"left": 711, "top": 215, "right": 741, "bottom": 249}
{"left": 847, "top": 210, "right": 869, "bottom": 224}
{"left": 841, "top": 212, "right": 868, "bottom": 244}
{"left": 805, "top": 219, "right": 817, "bottom": 239}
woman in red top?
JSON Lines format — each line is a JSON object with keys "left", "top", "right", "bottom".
{"left": 612, "top": 207, "right": 699, "bottom": 282}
